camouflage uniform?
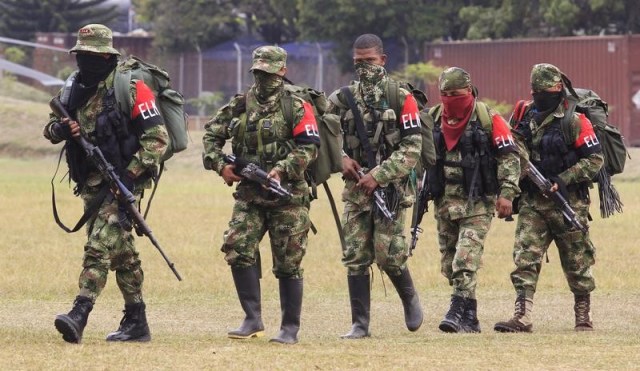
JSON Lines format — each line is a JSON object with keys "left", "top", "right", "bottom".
{"left": 327, "top": 35, "right": 423, "bottom": 338}
{"left": 202, "top": 46, "right": 319, "bottom": 344}
{"left": 494, "top": 63, "right": 603, "bottom": 333}
{"left": 430, "top": 67, "right": 520, "bottom": 333}
{"left": 45, "top": 24, "right": 168, "bottom": 343}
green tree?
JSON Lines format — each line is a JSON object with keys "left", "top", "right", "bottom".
{"left": 0, "top": 0, "right": 119, "bottom": 41}
{"left": 234, "top": 0, "right": 300, "bottom": 44}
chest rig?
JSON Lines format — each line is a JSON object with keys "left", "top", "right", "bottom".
{"left": 341, "top": 88, "right": 401, "bottom": 169}
{"left": 61, "top": 71, "right": 140, "bottom": 189}
{"left": 429, "top": 112, "right": 498, "bottom": 202}
{"left": 229, "top": 99, "right": 294, "bottom": 171}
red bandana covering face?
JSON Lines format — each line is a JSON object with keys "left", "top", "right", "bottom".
{"left": 441, "top": 93, "right": 475, "bottom": 150}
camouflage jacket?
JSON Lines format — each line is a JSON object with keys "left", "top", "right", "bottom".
{"left": 202, "top": 86, "right": 319, "bottom": 205}
{"left": 43, "top": 69, "right": 169, "bottom": 189}
{"left": 327, "top": 78, "right": 422, "bottom": 208}
{"left": 434, "top": 105, "right": 521, "bottom": 219}
{"left": 511, "top": 100, "right": 604, "bottom": 209}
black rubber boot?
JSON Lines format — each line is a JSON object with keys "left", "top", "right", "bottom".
{"left": 460, "top": 298, "right": 481, "bottom": 333}
{"left": 54, "top": 295, "right": 93, "bottom": 344}
{"left": 270, "top": 278, "right": 303, "bottom": 344}
{"left": 228, "top": 265, "right": 265, "bottom": 339}
{"left": 106, "top": 302, "right": 151, "bottom": 342}
{"left": 439, "top": 295, "right": 466, "bottom": 333}
{"left": 340, "top": 274, "right": 371, "bottom": 339}
{"left": 388, "top": 268, "right": 423, "bottom": 332}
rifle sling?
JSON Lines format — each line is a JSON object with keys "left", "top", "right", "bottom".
{"left": 341, "top": 87, "right": 376, "bottom": 168}
{"left": 322, "top": 181, "right": 346, "bottom": 250}
{"left": 51, "top": 145, "right": 109, "bottom": 233}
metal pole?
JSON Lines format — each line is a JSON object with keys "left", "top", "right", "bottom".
{"left": 233, "top": 42, "right": 242, "bottom": 93}
{"left": 315, "top": 42, "right": 323, "bottom": 91}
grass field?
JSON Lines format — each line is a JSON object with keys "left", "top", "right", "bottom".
{"left": 1, "top": 91, "right": 640, "bottom": 369}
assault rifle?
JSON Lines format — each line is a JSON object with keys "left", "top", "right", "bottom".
{"left": 223, "top": 154, "right": 292, "bottom": 199}
{"left": 358, "top": 170, "right": 395, "bottom": 222}
{"left": 410, "top": 171, "right": 429, "bottom": 255}
{"left": 49, "top": 97, "right": 183, "bottom": 281}
{"left": 522, "top": 159, "right": 588, "bottom": 234}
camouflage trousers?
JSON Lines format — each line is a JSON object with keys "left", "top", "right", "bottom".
{"left": 436, "top": 211, "right": 492, "bottom": 299}
{"left": 221, "top": 198, "right": 311, "bottom": 279}
{"left": 510, "top": 197, "right": 596, "bottom": 299}
{"left": 79, "top": 185, "right": 144, "bottom": 305}
{"left": 341, "top": 200, "right": 409, "bottom": 276}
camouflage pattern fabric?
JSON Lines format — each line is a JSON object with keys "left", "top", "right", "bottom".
{"left": 78, "top": 185, "right": 145, "bottom": 304}
{"left": 327, "top": 78, "right": 421, "bottom": 275}
{"left": 202, "top": 75, "right": 317, "bottom": 277}
{"left": 439, "top": 67, "right": 472, "bottom": 91}
{"left": 44, "top": 69, "right": 168, "bottom": 305}
{"left": 510, "top": 193, "right": 596, "bottom": 299}
{"left": 250, "top": 46, "right": 287, "bottom": 74}
{"left": 431, "top": 108, "right": 521, "bottom": 298}
{"left": 508, "top": 101, "right": 603, "bottom": 300}
{"left": 530, "top": 63, "right": 563, "bottom": 91}
{"left": 69, "top": 24, "right": 120, "bottom": 55}
{"left": 221, "top": 197, "right": 310, "bottom": 278}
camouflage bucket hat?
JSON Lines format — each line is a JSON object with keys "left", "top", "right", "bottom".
{"left": 439, "top": 67, "right": 472, "bottom": 91}
{"left": 250, "top": 46, "right": 287, "bottom": 74}
{"left": 69, "top": 24, "right": 120, "bottom": 55}
{"left": 530, "top": 63, "right": 562, "bottom": 91}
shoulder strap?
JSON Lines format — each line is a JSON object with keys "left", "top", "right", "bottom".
{"left": 561, "top": 98, "right": 578, "bottom": 144}
{"left": 475, "top": 101, "right": 493, "bottom": 131}
{"left": 280, "top": 92, "right": 295, "bottom": 126}
{"left": 114, "top": 68, "right": 132, "bottom": 115}
{"left": 341, "top": 86, "right": 376, "bottom": 168}
{"left": 429, "top": 104, "right": 442, "bottom": 125}
{"left": 387, "top": 80, "right": 401, "bottom": 116}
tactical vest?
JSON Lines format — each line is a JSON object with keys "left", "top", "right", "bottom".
{"left": 340, "top": 84, "right": 403, "bottom": 169}
{"left": 62, "top": 71, "right": 140, "bottom": 189}
{"left": 514, "top": 110, "right": 587, "bottom": 195}
{"left": 229, "top": 96, "right": 295, "bottom": 171}
{"left": 428, "top": 105, "right": 498, "bottom": 201}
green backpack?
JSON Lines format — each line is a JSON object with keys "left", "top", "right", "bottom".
{"left": 280, "top": 84, "right": 343, "bottom": 186}
{"left": 114, "top": 56, "right": 189, "bottom": 162}
{"left": 386, "top": 81, "right": 436, "bottom": 171}
{"left": 513, "top": 88, "right": 627, "bottom": 217}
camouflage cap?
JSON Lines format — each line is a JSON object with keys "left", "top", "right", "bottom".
{"left": 530, "top": 63, "right": 563, "bottom": 91}
{"left": 439, "top": 67, "right": 472, "bottom": 91}
{"left": 69, "top": 24, "right": 120, "bottom": 56}
{"left": 250, "top": 46, "right": 287, "bottom": 74}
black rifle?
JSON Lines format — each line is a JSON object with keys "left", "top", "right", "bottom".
{"left": 522, "top": 159, "right": 588, "bottom": 234}
{"left": 50, "top": 97, "right": 183, "bottom": 281}
{"left": 410, "top": 171, "right": 429, "bottom": 255}
{"left": 223, "top": 154, "right": 292, "bottom": 199}
{"left": 357, "top": 170, "right": 395, "bottom": 221}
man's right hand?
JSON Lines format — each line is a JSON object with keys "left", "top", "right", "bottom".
{"left": 221, "top": 164, "right": 243, "bottom": 186}
{"left": 341, "top": 156, "right": 361, "bottom": 181}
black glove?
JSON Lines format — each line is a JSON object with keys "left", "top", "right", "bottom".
{"left": 51, "top": 121, "right": 73, "bottom": 140}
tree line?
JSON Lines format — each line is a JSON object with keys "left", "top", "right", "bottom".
{"left": 2, "top": 0, "right": 639, "bottom": 70}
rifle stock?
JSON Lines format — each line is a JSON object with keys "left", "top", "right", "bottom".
{"left": 49, "top": 97, "right": 183, "bottom": 281}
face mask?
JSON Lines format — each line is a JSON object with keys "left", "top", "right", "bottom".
{"left": 253, "top": 70, "right": 283, "bottom": 101}
{"left": 532, "top": 91, "right": 563, "bottom": 112}
{"left": 75, "top": 53, "right": 117, "bottom": 86}
{"left": 355, "top": 62, "right": 386, "bottom": 103}
{"left": 441, "top": 93, "right": 474, "bottom": 122}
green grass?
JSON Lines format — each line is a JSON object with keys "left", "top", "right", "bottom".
{"left": 1, "top": 90, "right": 640, "bottom": 369}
